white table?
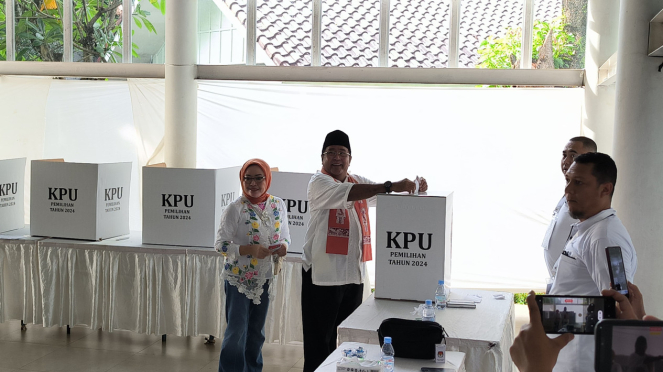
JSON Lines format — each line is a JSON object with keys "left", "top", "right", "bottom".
{"left": 338, "top": 291, "right": 514, "bottom": 372}
{"left": 0, "top": 230, "right": 312, "bottom": 343}
{"left": 32, "top": 231, "right": 309, "bottom": 341}
{"left": 315, "top": 342, "right": 466, "bottom": 372}
{"left": 0, "top": 226, "right": 44, "bottom": 325}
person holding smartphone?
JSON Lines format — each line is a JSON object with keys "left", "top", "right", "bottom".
{"left": 547, "top": 152, "right": 638, "bottom": 371}
{"left": 214, "top": 159, "right": 290, "bottom": 372}
{"left": 510, "top": 284, "right": 656, "bottom": 372}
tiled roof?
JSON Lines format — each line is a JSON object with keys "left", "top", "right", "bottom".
{"left": 222, "top": 0, "right": 563, "bottom": 68}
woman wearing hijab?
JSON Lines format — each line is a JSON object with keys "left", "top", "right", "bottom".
{"left": 215, "top": 159, "right": 290, "bottom": 372}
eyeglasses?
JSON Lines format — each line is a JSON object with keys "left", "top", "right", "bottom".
{"left": 243, "top": 176, "right": 265, "bottom": 184}
{"left": 322, "top": 151, "right": 350, "bottom": 158}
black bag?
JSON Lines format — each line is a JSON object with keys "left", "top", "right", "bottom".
{"left": 377, "top": 318, "right": 448, "bottom": 359}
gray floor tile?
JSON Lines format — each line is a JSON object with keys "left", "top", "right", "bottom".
{"left": 106, "top": 353, "right": 210, "bottom": 372}
{"left": 137, "top": 335, "right": 220, "bottom": 362}
{"left": 0, "top": 341, "right": 62, "bottom": 369}
{"left": 68, "top": 329, "right": 161, "bottom": 353}
{"left": 20, "top": 347, "right": 134, "bottom": 372}
{"left": 0, "top": 324, "right": 93, "bottom": 346}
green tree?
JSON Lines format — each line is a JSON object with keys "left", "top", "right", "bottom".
{"left": 477, "top": 16, "right": 579, "bottom": 70}
{"left": 0, "top": 0, "right": 164, "bottom": 62}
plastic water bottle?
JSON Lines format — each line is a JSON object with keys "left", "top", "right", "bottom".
{"left": 435, "top": 280, "right": 447, "bottom": 309}
{"left": 422, "top": 299, "right": 436, "bottom": 322}
{"left": 381, "top": 336, "right": 395, "bottom": 372}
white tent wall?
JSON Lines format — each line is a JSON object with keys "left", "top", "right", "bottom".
{"left": 0, "top": 78, "right": 165, "bottom": 232}
{"left": 1, "top": 77, "right": 583, "bottom": 289}
{"left": 197, "top": 81, "right": 584, "bottom": 290}
{"left": 0, "top": 76, "right": 53, "bottom": 225}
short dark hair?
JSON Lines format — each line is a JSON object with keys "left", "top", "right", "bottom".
{"left": 574, "top": 152, "right": 617, "bottom": 196}
{"left": 569, "top": 136, "right": 597, "bottom": 152}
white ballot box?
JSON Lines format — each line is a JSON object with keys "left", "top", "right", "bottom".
{"left": 268, "top": 171, "right": 313, "bottom": 254}
{"left": 0, "top": 158, "right": 27, "bottom": 233}
{"left": 30, "top": 160, "right": 132, "bottom": 240}
{"left": 142, "top": 165, "right": 241, "bottom": 248}
{"left": 375, "top": 192, "right": 453, "bottom": 302}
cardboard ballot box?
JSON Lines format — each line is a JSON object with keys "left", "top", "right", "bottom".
{"left": 375, "top": 192, "right": 453, "bottom": 302}
{"left": 0, "top": 158, "right": 27, "bottom": 233}
{"left": 30, "top": 160, "right": 132, "bottom": 240}
{"left": 142, "top": 165, "right": 241, "bottom": 248}
{"left": 268, "top": 171, "right": 313, "bottom": 254}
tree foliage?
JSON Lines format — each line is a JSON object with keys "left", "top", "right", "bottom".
{"left": 0, "top": 0, "right": 164, "bottom": 62}
{"left": 477, "top": 16, "right": 579, "bottom": 69}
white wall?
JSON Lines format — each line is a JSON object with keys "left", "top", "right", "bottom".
{"left": 613, "top": 0, "right": 663, "bottom": 316}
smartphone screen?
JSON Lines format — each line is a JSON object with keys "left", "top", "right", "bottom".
{"left": 606, "top": 246, "right": 629, "bottom": 297}
{"left": 536, "top": 295, "right": 616, "bottom": 334}
{"left": 595, "top": 320, "right": 663, "bottom": 372}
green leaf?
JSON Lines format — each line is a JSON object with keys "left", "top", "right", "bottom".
{"left": 160, "top": 0, "right": 165, "bottom": 15}
{"left": 134, "top": 17, "right": 142, "bottom": 29}
{"left": 142, "top": 17, "right": 156, "bottom": 33}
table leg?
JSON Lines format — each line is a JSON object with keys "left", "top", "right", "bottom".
{"left": 66, "top": 325, "right": 70, "bottom": 334}
{"left": 162, "top": 334, "right": 166, "bottom": 342}
{"left": 20, "top": 320, "right": 26, "bottom": 331}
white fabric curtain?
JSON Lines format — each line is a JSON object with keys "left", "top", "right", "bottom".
{"left": 0, "top": 77, "right": 583, "bottom": 290}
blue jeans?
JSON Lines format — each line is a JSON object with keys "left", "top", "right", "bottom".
{"left": 218, "top": 280, "right": 270, "bottom": 372}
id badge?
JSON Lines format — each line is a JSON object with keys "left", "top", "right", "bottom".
{"left": 435, "top": 343, "right": 446, "bottom": 363}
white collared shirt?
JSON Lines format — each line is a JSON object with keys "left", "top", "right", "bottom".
{"left": 549, "top": 208, "right": 638, "bottom": 372}
{"left": 542, "top": 196, "right": 578, "bottom": 276}
{"left": 302, "top": 171, "right": 376, "bottom": 286}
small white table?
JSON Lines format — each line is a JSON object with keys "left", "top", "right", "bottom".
{"left": 338, "top": 290, "right": 515, "bottom": 372}
{"left": 315, "top": 342, "right": 466, "bottom": 372}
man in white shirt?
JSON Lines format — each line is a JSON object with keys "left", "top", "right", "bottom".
{"left": 549, "top": 152, "right": 638, "bottom": 372}
{"left": 542, "top": 137, "right": 597, "bottom": 279}
{"left": 300, "top": 130, "right": 427, "bottom": 372}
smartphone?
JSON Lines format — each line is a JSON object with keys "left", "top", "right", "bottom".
{"left": 595, "top": 319, "right": 663, "bottom": 372}
{"left": 605, "top": 246, "right": 629, "bottom": 298}
{"left": 268, "top": 243, "right": 281, "bottom": 251}
{"left": 535, "top": 295, "right": 616, "bottom": 334}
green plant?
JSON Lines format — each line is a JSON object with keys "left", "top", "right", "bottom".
{"left": 514, "top": 292, "right": 545, "bottom": 305}
{"left": 1, "top": 0, "right": 164, "bottom": 62}
{"left": 477, "top": 16, "right": 579, "bottom": 70}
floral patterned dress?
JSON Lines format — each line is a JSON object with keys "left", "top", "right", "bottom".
{"left": 214, "top": 195, "right": 291, "bottom": 304}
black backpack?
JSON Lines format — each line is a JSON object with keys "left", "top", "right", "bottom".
{"left": 377, "top": 318, "right": 448, "bottom": 359}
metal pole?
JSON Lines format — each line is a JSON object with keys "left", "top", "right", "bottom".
{"left": 122, "top": 0, "right": 132, "bottom": 63}
{"left": 311, "top": 0, "right": 322, "bottom": 66}
{"left": 246, "top": 0, "right": 256, "bottom": 65}
{"left": 165, "top": 0, "right": 198, "bottom": 168}
{"left": 520, "top": 0, "right": 534, "bottom": 69}
{"left": 6, "top": 0, "right": 15, "bottom": 61}
{"left": 378, "top": 0, "right": 390, "bottom": 67}
{"left": 63, "top": 0, "right": 72, "bottom": 62}
{"left": 447, "top": 0, "right": 461, "bottom": 68}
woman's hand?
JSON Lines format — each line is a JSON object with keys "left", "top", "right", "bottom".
{"left": 273, "top": 243, "right": 288, "bottom": 257}
{"left": 239, "top": 244, "right": 271, "bottom": 259}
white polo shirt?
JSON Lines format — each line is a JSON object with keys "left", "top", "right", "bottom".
{"left": 302, "top": 171, "right": 376, "bottom": 286}
{"left": 549, "top": 208, "right": 638, "bottom": 372}
{"left": 542, "top": 196, "right": 578, "bottom": 277}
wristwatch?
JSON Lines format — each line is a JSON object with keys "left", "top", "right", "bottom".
{"left": 384, "top": 181, "right": 392, "bottom": 194}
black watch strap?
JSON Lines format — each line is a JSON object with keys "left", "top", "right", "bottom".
{"left": 384, "top": 181, "right": 392, "bottom": 194}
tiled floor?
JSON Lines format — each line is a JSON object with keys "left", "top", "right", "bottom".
{"left": 0, "top": 304, "right": 529, "bottom": 372}
{"left": 0, "top": 320, "right": 304, "bottom": 372}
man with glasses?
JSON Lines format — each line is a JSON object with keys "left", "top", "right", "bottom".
{"left": 300, "top": 130, "right": 428, "bottom": 372}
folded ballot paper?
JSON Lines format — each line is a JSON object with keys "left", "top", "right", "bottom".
{"left": 336, "top": 357, "right": 382, "bottom": 372}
